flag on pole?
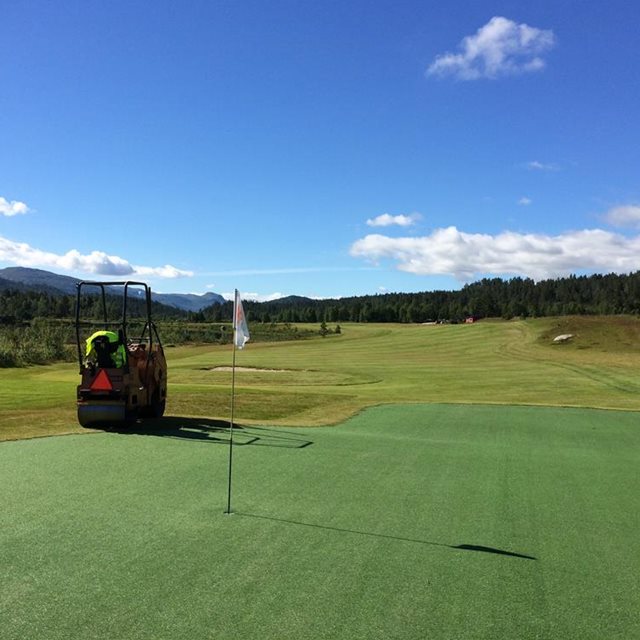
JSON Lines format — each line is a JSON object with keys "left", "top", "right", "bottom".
{"left": 234, "top": 290, "right": 250, "bottom": 350}
{"left": 226, "top": 289, "right": 249, "bottom": 514}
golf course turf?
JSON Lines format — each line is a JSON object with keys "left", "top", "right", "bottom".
{"left": 2, "top": 403, "right": 639, "bottom": 639}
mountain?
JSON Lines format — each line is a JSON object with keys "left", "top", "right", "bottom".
{"left": 0, "top": 276, "right": 30, "bottom": 292}
{"left": 0, "top": 267, "right": 224, "bottom": 311}
{"left": 153, "top": 291, "right": 225, "bottom": 311}
{"left": 0, "top": 267, "right": 80, "bottom": 295}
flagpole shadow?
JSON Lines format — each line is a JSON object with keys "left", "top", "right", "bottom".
{"left": 237, "top": 512, "right": 536, "bottom": 560}
{"left": 108, "top": 416, "right": 313, "bottom": 449}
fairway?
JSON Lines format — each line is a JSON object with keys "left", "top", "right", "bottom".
{"left": 2, "top": 404, "right": 639, "bottom": 639}
{"left": 4, "top": 318, "right": 640, "bottom": 441}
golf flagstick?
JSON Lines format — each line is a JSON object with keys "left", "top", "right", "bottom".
{"left": 225, "top": 290, "right": 250, "bottom": 514}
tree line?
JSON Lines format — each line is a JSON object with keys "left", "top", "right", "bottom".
{"left": 0, "top": 290, "right": 186, "bottom": 324}
{"left": 3, "top": 271, "right": 640, "bottom": 326}
{"left": 196, "top": 272, "right": 640, "bottom": 324}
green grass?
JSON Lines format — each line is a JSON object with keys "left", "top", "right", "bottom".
{"left": 4, "top": 317, "right": 640, "bottom": 440}
{"left": 1, "top": 404, "right": 638, "bottom": 639}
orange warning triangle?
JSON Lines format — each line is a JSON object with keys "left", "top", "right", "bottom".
{"left": 91, "top": 369, "right": 113, "bottom": 391}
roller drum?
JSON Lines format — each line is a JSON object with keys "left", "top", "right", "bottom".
{"left": 77, "top": 402, "right": 129, "bottom": 428}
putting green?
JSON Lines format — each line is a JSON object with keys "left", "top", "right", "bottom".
{"left": 1, "top": 404, "right": 638, "bottom": 639}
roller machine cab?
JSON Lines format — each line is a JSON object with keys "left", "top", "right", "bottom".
{"left": 75, "top": 281, "right": 167, "bottom": 428}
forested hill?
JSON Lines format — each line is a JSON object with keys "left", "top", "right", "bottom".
{"left": 0, "top": 267, "right": 225, "bottom": 311}
{"left": 199, "top": 272, "right": 640, "bottom": 323}
{"left": 3, "top": 271, "right": 640, "bottom": 324}
{"left": 0, "top": 289, "right": 187, "bottom": 324}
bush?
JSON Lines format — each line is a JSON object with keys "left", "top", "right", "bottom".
{"left": 0, "top": 321, "right": 75, "bottom": 367}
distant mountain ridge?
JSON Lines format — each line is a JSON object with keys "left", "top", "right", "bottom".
{"left": 0, "top": 267, "right": 80, "bottom": 295}
{"left": 0, "top": 267, "right": 225, "bottom": 311}
{"left": 150, "top": 291, "right": 226, "bottom": 312}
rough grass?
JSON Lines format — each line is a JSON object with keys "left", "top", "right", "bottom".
{"left": 537, "top": 315, "right": 640, "bottom": 352}
{"left": 1, "top": 404, "right": 638, "bottom": 639}
{"left": 3, "top": 317, "right": 640, "bottom": 440}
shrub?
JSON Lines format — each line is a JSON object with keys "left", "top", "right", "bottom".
{"left": 0, "top": 322, "right": 74, "bottom": 367}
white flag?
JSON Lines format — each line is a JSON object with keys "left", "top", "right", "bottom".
{"left": 234, "top": 290, "right": 250, "bottom": 349}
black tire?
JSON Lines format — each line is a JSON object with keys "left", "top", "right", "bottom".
{"left": 153, "top": 399, "right": 166, "bottom": 418}
{"left": 140, "top": 391, "right": 165, "bottom": 419}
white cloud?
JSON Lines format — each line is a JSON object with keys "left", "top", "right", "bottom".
{"left": 366, "top": 213, "right": 421, "bottom": 227}
{"left": 427, "top": 16, "right": 555, "bottom": 80}
{"left": 527, "top": 160, "right": 558, "bottom": 171}
{"left": 604, "top": 205, "right": 640, "bottom": 229}
{"left": 222, "top": 291, "right": 286, "bottom": 302}
{"left": 518, "top": 197, "right": 532, "bottom": 206}
{"left": 350, "top": 226, "right": 640, "bottom": 281}
{"left": 134, "top": 264, "right": 193, "bottom": 278}
{"left": 0, "top": 235, "right": 192, "bottom": 278}
{"left": 0, "top": 197, "right": 30, "bottom": 217}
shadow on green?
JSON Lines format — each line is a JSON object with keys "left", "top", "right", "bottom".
{"left": 237, "top": 511, "right": 536, "bottom": 560}
{"left": 107, "top": 415, "right": 314, "bottom": 448}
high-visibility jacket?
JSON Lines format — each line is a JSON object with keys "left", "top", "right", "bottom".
{"left": 85, "top": 330, "right": 127, "bottom": 368}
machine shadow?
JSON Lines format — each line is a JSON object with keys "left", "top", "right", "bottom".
{"left": 110, "top": 416, "right": 313, "bottom": 449}
{"left": 238, "top": 513, "right": 536, "bottom": 560}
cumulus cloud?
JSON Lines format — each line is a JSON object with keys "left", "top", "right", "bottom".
{"left": 603, "top": 205, "right": 640, "bottom": 229}
{"left": 366, "top": 213, "right": 421, "bottom": 227}
{"left": 0, "top": 197, "right": 30, "bottom": 217}
{"left": 0, "top": 235, "right": 192, "bottom": 278}
{"left": 350, "top": 226, "right": 640, "bottom": 281}
{"left": 518, "top": 197, "right": 532, "bottom": 206}
{"left": 427, "top": 16, "right": 555, "bottom": 80}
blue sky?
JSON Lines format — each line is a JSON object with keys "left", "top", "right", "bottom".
{"left": 1, "top": 1, "right": 639, "bottom": 300}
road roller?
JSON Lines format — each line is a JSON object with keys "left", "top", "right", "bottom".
{"left": 75, "top": 281, "right": 167, "bottom": 428}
